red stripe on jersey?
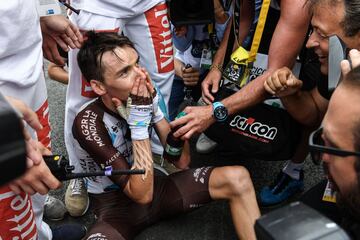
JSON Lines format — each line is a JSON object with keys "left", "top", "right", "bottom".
{"left": 36, "top": 99, "right": 51, "bottom": 149}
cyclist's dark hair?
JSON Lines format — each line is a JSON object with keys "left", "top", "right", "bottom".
{"left": 77, "top": 31, "right": 136, "bottom": 82}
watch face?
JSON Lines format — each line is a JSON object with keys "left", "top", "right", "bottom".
{"left": 214, "top": 106, "right": 228, "bottom": 121}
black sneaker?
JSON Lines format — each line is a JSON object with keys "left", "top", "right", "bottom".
{"left": 260, "top": 170, "right": 304, "bottom": 206}
{"left": 52, "top": 223, "right": 87, "bottom": 240}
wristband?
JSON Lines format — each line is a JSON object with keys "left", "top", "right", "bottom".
{"left": 116, "top": 95, "right": 152, "bottom": 140}
{"left": 128, "top": 105, "right": 152, "bottom": 140}
{"left": 151, "top": 87, "right": 165, "bottom": 124}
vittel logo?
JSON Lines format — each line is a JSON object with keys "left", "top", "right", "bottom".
{"left": 146, "top": 3, "right": 174, "bottom": 73}
{"left": 229, "top": 115, "right": 277, "bottom": 140}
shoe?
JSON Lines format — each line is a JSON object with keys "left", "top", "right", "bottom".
{"left": 153, "top": 153, "right": 181, "bottom": 175}
{"left": 52, "top": 223, "right": 87, "bottom": 240}
{"left": 260, "top": 171, "right": 304, "bottom": 206}
{"left": 196, "top": 133, "right": 218, "bottom": 154}
{"left": 153, "top": 163, "right": 169, "bottom": 176}
{"left": 65, "top": 178, "right": 89, "bottom": 217}
{"left": 44, "top": 195, "right": 67, "bottom": 221}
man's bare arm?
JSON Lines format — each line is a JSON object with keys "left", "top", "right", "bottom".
{"left": 154, "top": 118, "right": 191, "bottom": 169}
{"left": 281, "top": 88, "right": 328, "bottom": 127}
{"left": 223, "top": 0, "right": 310, "bottom": 115}
{"left": 123, "top": 138, "right": 154, "bottom": 204}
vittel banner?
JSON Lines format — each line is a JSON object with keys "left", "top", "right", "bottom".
{"left": 145, "top": 3, "right": 174, "bottom": 73}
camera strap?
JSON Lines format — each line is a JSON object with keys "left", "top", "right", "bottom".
{"left": 200, "top": 23, "right": 218, "bottom": 70}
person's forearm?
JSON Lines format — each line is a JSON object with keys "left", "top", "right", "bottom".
{"left": 154, "top": 118, "right": 171, "bottom": 147}
{"left": 124, "top": 138, "right": 154, "bottom": 204}
{"left": 281, "top": 90, "right": 327, "bottom": 127}
{"left": 236, "top": 0, "right": 254, "bottom": 49}
{"left": 48, "top": 64, "right": 68, "bottom": 84}
{"left": 266, "top": 0, "right": 310, "bottom": 72}
{"left": 212, "top": 19, "right": 232, "bottom": 66}
{"left": 222, "top": 73, "right": 270, "bottom": 115}
{"left": 221, "top": 0, "right": 310, "bottom": 116}
{"left": 214, "top": 0, "right": 229, "bottom": 24}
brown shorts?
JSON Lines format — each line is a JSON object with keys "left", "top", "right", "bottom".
{"left": 86, "top": 167, "right": 214, "bottom": 240}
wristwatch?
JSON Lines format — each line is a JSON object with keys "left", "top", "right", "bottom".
{"left": 212, "top": 102, "right": 228, "bottom": 122}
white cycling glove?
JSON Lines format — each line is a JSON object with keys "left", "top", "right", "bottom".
{"left": 116, "top": 94, "right": 152, "bottom": 140}
{"left": 151, "top": 89, "right": 164, "bottom": 124}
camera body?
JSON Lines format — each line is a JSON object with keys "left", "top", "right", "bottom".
{"left": 255, "top": 201, "right": 350, "bottom": 240}
{"left": 169, "top": 0, "right": 215, "bottom": 26}
{"left": 0, "top": 94, "right": 26, "bottom": 186}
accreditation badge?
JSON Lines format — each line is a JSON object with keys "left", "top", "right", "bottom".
{"left": 322, "top": 179, "right": 337, "bottom": 203}
{"left": 200, "top": 48, "right": 213, "bottom": 70}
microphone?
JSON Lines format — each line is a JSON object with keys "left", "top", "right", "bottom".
{"left": 44, "top": 155, "right": 145, "bottom": 181}
{"left": 58, "top": 0, "right": 80, "bottom": 15}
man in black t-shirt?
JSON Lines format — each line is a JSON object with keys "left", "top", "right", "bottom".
{"left": 263, "top": 0, "right": 360, "bottom": 207}
{"left": 171, "top": 0, "right": 312, "bottom": 206}
{"left": 264, "top": 0, "right": 360, "bottom": 127}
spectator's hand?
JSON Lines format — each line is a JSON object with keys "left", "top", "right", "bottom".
{"left": 201, "top": 68, "right": 222, "bottom": 104}
{"left": 182, "top": 67, "right": 200, "bottom": 86}
{"left": 170, "top": 105, "right": 214, "bottom": 140}
{"left": 341, "top": 49, "right": 360, "bottom": 76}
{"left": 5, "top": 96, "right": 45, "bottom": 167}
{"left": 174, "top": 26, "right": 187, "bottom": 37}
{"left": 40, "top": 15, "right": 83, "bottom": 65}
{"left": 264, "top": 67, "right": 303, "bottom": 97}
{"left": 8, "top": 157, "right": 61, "bottom": 195}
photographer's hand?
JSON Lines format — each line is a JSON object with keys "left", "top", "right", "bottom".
{"left": 5, "top": 96, "right": 45, "bottom": 167}
{"left": 9, "top": 157, "right": 61, "bottom": 195}
{"left": 7, "top": 97, "right": 57, "bottom": 194}
{"left": 341, "top": 49, "right": 360, "bottom": 76}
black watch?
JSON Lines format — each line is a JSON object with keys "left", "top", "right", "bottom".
{"left": 212, "top": 102, "right": 228, "bottom": 122}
